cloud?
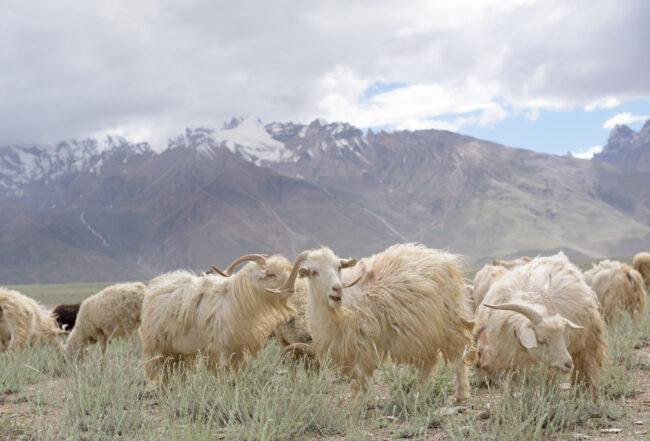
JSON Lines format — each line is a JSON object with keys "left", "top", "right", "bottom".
{"left": 602, "top": 112, "right": 650, "bottom": 129}
{"left": 524, "top": 108, "right": 541, "bottom": 121}
{"left": 570, "top": 145, "right": 603, "bottom": 160}
{"left": 0, "top": 0, "right": 649, "bottom": 146}
{"left": 584, "top": 97, "right": 621, "bottom": 112}
{"left": 394, "top": 118, "right": 466, "bottom": 132}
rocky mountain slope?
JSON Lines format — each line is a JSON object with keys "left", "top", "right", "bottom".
{"left": 2, "top": 119, "right": 650, "bottom": 284}
{"left": 593, "top": 120, "right": 650, "bottom": 172}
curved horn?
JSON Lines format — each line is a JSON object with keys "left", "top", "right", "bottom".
{"left": 343, "top": 275, "right": 362, "bottom": 288}
{"left": 541, "top": 275, "right": 558, "bottom": 315}
{"left": 266, "top": 250, "right": 312, "bottom": 294}
{"left": 483, "top": 303, "right": 543, "bottom": 326}
{"left": 225, "top": 254, "right": 269, "bottom": 276}
{"left": 208, "top": 265, "right": 228, "bottom": 277}
{"left": 279, "top": 342, "right": 316, "bottom": 361}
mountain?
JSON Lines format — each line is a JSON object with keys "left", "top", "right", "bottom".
{"left": 1, "top": 119, "right": 650, "bottom": 284}
{"left": 593, "top": 120, "right": 650, "bottom": 172}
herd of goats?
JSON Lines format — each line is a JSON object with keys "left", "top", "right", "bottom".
{"left": 1, "top": 244, "right": 649, "bottom": 405}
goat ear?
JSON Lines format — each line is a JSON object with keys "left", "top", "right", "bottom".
{"left": 563, "top": 318, "right": 583, "bottom": 329}
{"left": 515, "top": 325, "right": 538, "bottom": 349}
{"left": 340, "top": 258, "right": 357, "bottom": 268}
{"left": 299, "top": 267, "right": 310, "bottom": 278}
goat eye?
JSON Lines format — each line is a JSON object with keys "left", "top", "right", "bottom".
{"left": 312, "top": 271, "right": 319, "bottom": 277}
{"left": 266, "top": 273, "right": 277, "bottom": 279}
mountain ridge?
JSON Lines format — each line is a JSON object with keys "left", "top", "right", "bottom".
{"left": 1, "top": 119, "right": 650, "bottom": 284}
{"left": 593, "top": 120, "right": 650, "bottom": 172}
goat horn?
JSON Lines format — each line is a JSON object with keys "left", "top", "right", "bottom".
{"left": 279, "top": 342, "right": 316, "bottom": 361}
{"left": 343, "top": 275, "right": 362, "bottom": 288}
{"left": 541, "top": 275, "right": 558, "bottom": 315}
{"left": 266, "top": 250, "right": 311, "bottom": 294}
{"left": 483, "top": 303, "right": 543, "bottom": 326}
{"left": 208, "top": 265, "right": 228, "bottom": 277}
{"left": 224, "top": 254, "right": 269, "bottom": 276}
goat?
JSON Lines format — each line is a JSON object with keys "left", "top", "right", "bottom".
{"left": 0, "top": 287, "right": 65, "bottom": 351}
{"left": 276, "top": 243, "right": 474, "bottom": 403}
{"left": 65, "top": 282, "right": 146, "bottom": 359}
{"left": 475, "top": 252, "right": 607, "bottom": 398}
{"left": 140, "top": 254, "right": 296, "bottom": 384}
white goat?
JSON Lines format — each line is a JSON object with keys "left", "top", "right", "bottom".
{"left": 474, "top": 252, "right": 607, "bottom": 397}
{"left": 634, "top": 252, "right": 650, "bottom": 286}
{"left": 584, "top": 260, "right": 646, "bottom": 322}
{"left": 140, "top": 254, "right": 295, "bottom": 383}
{"left": 472, "top": 257, "right": 531, "bottom": 312}
{"left": 0, "top": 288, "right": 65, "bottom": 351}
{"left": 275, "top": 243, "right": 475, "bottom": 402}
{"left": 463, "top": 284, "right": 475, "bottom": 316}
{"left": 472, "top": 265, "right": 508, "bottom": 313}
{"left": 65, "top": 282, "right": 146, "bottom": 359}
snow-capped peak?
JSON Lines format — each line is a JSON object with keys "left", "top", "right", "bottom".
{"left": 216, "top": 118, "right": 289, "bottom": 164}
{"left": 0, "top": 136, "right": 152, "bottom": 193}
{"left": 169, "top": 119, "right": 293, "bottom": 165}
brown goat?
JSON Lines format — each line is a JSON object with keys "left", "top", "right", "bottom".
{"left": 52, "top": 303, "right": 81, "bottom": 331}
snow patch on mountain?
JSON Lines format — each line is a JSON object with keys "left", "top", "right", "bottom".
{"left": 173, "top": 119, "right": 294, "bottom": 165}
{"left": 80, "top": 212, "right": 110, "bottom": 248}
{"left": 0, "top": 117, "right": 372, "bottom": 196}
{"left": 215, "top": 118, "right": 291, "bottom": 165}
{"left": 0, "top": 137, "right": 151, "bottom": 194}
{"left": 570, "top": 145, "right": 603, "bottom": 160}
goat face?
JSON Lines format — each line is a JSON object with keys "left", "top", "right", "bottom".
{"left": 515, "top": 314, "right": 580, "bottom": 373}
{"left": 250, "top": 255, "right": 294, "bottom": 300}
{"left": 484, "top": 301, "right": 583, "bottom": 374}
{"left": 297, "top": 248, "right": 356, "bottom": 309}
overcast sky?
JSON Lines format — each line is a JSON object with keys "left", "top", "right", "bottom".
{"left": 1, "top": 0, "right": 649, "bottom": 155}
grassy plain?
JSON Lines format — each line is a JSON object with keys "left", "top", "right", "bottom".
{"left": 0, "top": 281, "right": 649, "bottom": 440}
{"left": 6, "top": 282, "right": 127, "bottom": 306}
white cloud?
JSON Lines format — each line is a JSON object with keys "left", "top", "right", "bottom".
{"left": 394, "top": 118, "right": 464, "bottom": 132}
{"left": 318, "top": 77, "right": 500, "bottom": 129}
{"left": 394, "top": 113, "right": 488, "bottom": 132}
{"left": 89, "top": 123, "right": 174, "bottom": 151}
{"left": 0, "top": 0, "right": 648, "bottom": 145}
{"left": 584, "top": 96, "right": 621, "bottom": 111}
{"left": 524, "top": 108, "right": 541, "bottom": 121}
{"left": 478, "top": 105, "right": 510, "bottom": 128}
{"left": 602, "top": 112, "right": 650, "bottom": 129}
{"left": 570, "top": 145, "right": 603, "bottom": 160}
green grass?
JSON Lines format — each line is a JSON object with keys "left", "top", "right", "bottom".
{"left": 5, "top": 282, "right": 124, "bottom": 305}
{"left": 0, "top": 284, "right": 648, "bottom": 440}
